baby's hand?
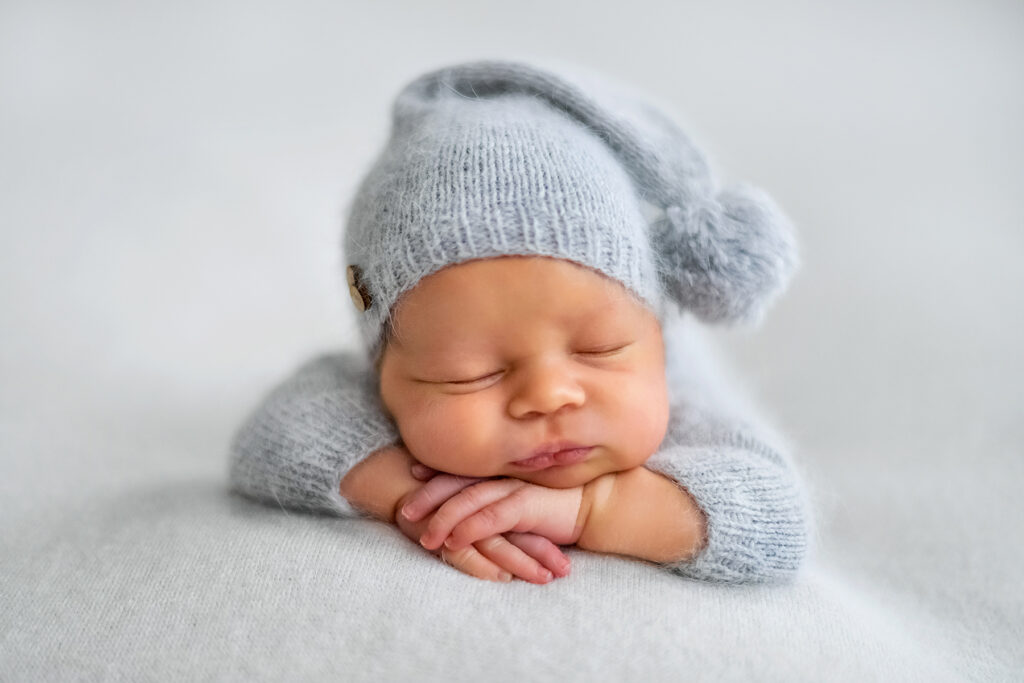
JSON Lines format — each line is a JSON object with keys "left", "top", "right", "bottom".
{"left": 396, "top": 470, "right": 572, "bottom": 585}
{"left": 401, "top": 472, "right": 584, "bottom": 564}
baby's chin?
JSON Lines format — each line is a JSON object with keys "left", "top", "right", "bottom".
{"left": 411, "top": 447, "right": 622, "bottom": 488}
{"left": 500, "top": 460, "right": 610, "bottom": 489}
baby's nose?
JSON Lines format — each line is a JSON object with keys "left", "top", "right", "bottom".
{"left": 506, "top": 362, "right": 585, "bottom": 419}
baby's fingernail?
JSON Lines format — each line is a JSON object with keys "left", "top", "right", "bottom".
{"left": 498, "top": 572, "right": 513, "bottom": 583}
{"left": 443, "top": 537, "right": 454, "bottom": 548}
{"left": 539, "top": 569, "right": 553, "bottom": 582}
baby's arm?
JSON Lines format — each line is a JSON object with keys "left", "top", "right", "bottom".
{"left": 575, "top": 467, "right": 707, "bottom": 564}
{"left": 585, "top": 399, "right": 812, "bottom": 583}
{"left": 337, "top": 444, "right": 421, "bottom": 522}
{"left": 228, "top": 352, "right": 399, "bottom": 516}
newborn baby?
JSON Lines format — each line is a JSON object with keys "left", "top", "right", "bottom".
{"left": 229, "top": 58, "right": 812, "bottom": 585}
{"left": 340, "top": 255, "right": 706, "bottom": 584}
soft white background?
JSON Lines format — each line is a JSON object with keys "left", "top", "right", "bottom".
{"left": 2, "top": 0, "right": 1022, "bottom": 679}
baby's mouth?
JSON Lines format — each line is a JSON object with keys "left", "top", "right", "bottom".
{"left": 511, "top": 445, "right": 593, "bottom": 471}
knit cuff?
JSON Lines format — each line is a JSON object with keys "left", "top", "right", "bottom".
{"left": 230, "top": 393, "right": 400, "bottom": 517}
{"left": 228, "top": 353, "right": 401, "bottom": 518}
{"left": 643, "top": 435, "right": 811, "bottom": 583}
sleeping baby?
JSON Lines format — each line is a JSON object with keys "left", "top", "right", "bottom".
{"left": 229, "top": 58, "right": 813, "bottom": 585}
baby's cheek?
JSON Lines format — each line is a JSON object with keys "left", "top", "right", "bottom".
{"left": 397, "top": 399, "right": 498, "bottom": 477}
{"left": 618, "top": 377, "right": 671, "bottom": 459}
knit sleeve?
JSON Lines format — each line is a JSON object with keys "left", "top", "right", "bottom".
{"left": 643, "top": 402, "right": 813, "bottom": 584}
{"left": 642, "top": 318, "right": 814, "bottom": 583}
{"left": 227, "top": 351, "right": 400, "bottom": 517}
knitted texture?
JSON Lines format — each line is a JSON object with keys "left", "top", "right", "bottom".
{"left": 228, "top": 354, "right": 399, "bottom": 517}
{"left": 645, "top": 403, "right": 812, "bottom": 582}
{"left": 227, "top": 341, "right": 811, "bottom": 584}
{"left": 343, "top": 59, "right": 799, "bottom": 360}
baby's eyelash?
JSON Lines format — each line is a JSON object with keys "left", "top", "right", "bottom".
{"left": 575, "top": 344, "right": 629, "bottom": 356}
{"left": 426, "top": 345, "right": 631, "bottom": 385}
{"left": 445, "top": 370, "right": 504, "bottom": 385}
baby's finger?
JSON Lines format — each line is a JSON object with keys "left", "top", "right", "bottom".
{"left": 440, "top": 542, "right": 514, "bottom": 583}
{"left": 443, "top": 493, "right": 536, "bottom": 551}
{"left": 505, "top": 533, "right": 572, "bottom": 578}
{"left": 410, "top": 463, "right": 437, "bottom": 481}
{"left": 400, "top": 473, "right": 487, "bottom": 522}
{"left": 420, "top": 479, "right": 525, "bottom": 549}
{"left": 473, "top": 535, "right": 556, "bottom": 585}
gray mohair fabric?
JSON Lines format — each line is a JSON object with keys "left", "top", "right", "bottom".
{"left": 343, "top": 59, "right": 799, "bottom": 360}
{"left": 229, "top": 354, "right": 399, "bottom": 517}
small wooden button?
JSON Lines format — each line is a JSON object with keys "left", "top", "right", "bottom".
{"left": 346, "top": 265, "right": 371, "bottom": 312}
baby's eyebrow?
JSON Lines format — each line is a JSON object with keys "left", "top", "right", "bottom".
{"left": 570, "top": 298, "right": 641, "bottom": 327}
{"left": 397, "top": 340, "right": 493, "bottom": 363}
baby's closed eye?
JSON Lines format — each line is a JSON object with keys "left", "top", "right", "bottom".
{"left": 443, "top": 370, "right": 505, "bottom": 385}
{"left": 573, "top": 342, "right": 631, "bottom": 357}
{"left": 414, "top": 369, "right": 506, "bottom": 393}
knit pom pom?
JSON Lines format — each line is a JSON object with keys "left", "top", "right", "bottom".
{"left": 652, "top": 183, "right": 799, "bottom": 326}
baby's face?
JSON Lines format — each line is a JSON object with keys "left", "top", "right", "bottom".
{"left": 378, "top": 256, "right": 669, "bottom": 489}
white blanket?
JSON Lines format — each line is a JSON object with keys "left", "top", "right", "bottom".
{"left": 2, "top": 1, "right": 1021, "bottom": 680}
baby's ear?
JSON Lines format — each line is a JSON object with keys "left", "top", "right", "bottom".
{"left": 652, "top": 183, "right": 799, "bottom": 327}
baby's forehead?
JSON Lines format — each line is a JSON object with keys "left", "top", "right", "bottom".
{"left": 387, "top": 292, "right": 652, "bottom": 356}
{"left": 381, "top": 256, "right": 659, "bottom": 349}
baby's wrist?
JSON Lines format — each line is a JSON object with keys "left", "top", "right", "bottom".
{"left": 339, "top": 444, "right": 421, "bottom": 523}
{"left": 574, "top": 472, "right": 617, "bottom": 547}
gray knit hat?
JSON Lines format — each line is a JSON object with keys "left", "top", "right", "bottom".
{"left": 342, "top": 59, "right": 798, "bottom": 360}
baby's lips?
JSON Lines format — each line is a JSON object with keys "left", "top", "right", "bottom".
{"left": 511, "top": 446, "right": 593, "bottom": 471}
